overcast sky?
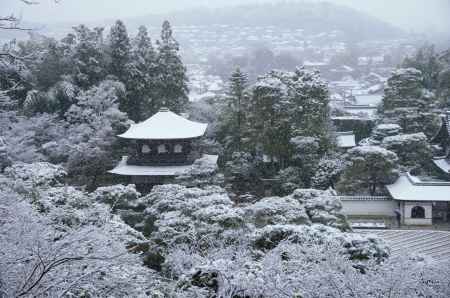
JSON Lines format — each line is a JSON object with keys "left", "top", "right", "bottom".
{"left": 2, "top": 0, "right": 449, "bottom": 34}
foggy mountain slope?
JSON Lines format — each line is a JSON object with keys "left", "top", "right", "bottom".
{"left": 130, "top": 1, "right": 403, "bottom": 40}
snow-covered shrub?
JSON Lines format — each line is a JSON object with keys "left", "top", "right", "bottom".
{"left": 292, "top": 189, "right": 349, "bottom": 229}
{"left": 383, "top": 68, "right": 425, "bottom": 109}
{"left": 252, "top": 224, "right": 386, "bottom": 259}
{"left": 4, "top": 162, "right": 66, "bottom": 188}
{"left": 0, "top": 181, "right": 163, "bottom": 297}
{"left": 245, "top": 196, "right": 311, "bottom": 227}
{"left": 337, "top": 146, "right": 399, "bottom": 195}
{"left": 36, "top": 186, "right": 107, "bottom": 228}
{"left": 381, "top": 68, "right": 441, "bottom": 136}
{"left": 311, "top": 155, "right": 346, "bottom": 189}
{"left": 1, "top": 112, "right": 65, "bottom": 163}
{"left": 274, "top": 166, "right": 303, "bottom": 195}
{"left": 162, "top": 232, "right": 433, "bottom": 298}
{"left": 144, "top": 184, "right": 245, "bottom": 240}
{"left": 381, "top": 132, "right": 432, "bottom": 171}
{"left": 176, "top": 155, "right": 224, "bottom": 187}
{"left": 290, "top": 136, "right": 320, "bottom": 185}
{"left": 371, "top": 123, "right": 402, "bottom": 142}
{"left": 224, "top": 151, "right": 260, "bottom": 193}
{"left": 245, "top": 188, "right": 348, "bottom": 230}
{"left": 142, "top": 184, "right": 246, "bottom": 269}
{"left": 225, "top": 152, "right": 259, "bottom": 181}
{"left": 0, "top": 136, "right": 11, "bottom": 171}
{"left": 92, "top": 184, "right": 142, "bottom": 210}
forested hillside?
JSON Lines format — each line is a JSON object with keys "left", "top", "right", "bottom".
{"left": 131, "top": 1, "right": 402, "bottom": 40}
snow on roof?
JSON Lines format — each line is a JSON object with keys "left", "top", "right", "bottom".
{"left": 354, "top": 94, "right": 382, "bottom": 106}
{"left": 336, "top": 132, "right": 356, "bottom": 148}
{"left": 386, "top": 173, "right": 450, "bottom": 202}
{"left": 118, "top": 108, "right": 208, "bottom": 140}
{"left": 433, "top": 158, "right": 450, "bottom": 174}
{"left": 430, "top": 111, "right": 450, "bottom": 143}
{"left": 109, "top": 155, "right": 219, "bottom": 176}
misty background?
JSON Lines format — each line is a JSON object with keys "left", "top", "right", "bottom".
{"left": 2, "top": 0, "right": 450, "bottom": 35}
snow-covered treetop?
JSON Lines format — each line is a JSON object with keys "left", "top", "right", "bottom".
{"left": 4, "top": 162, "right": 66, "bottom": 187}
{"left": 348, "top": 145, "right": 398, "bottom": 158}
{"left": 371, "top": 123, "right": 403, "bottom": 141}
{"left": 382, "top": 132, "right": 428, "bottom": 145}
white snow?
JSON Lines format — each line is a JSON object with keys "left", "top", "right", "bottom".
{"left": 387, "top": 173, "right": 450, "bottom": 202}
{"left": 433, "top": 158, "right": 450, "bottom": 174}
{"left": 118, "top": 108, "right": 208, "bottom": 140}
{"left": 109, "top": 154, "right": 218, "bottom": 176}
{"left": 336, "top": 132, "right": 356, "bottom": 148}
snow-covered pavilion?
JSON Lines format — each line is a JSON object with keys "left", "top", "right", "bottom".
{"left": 386, "top": 173, "right": 450, "bottom": 225}
{"left": 109, "top": 107, "right": 218, "bottom": 185}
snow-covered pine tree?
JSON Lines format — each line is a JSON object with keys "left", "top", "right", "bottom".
{"left": 218, "top": 67, "right": 249, "bottom": 156}
{"left": 154, "top": 20, "right": 188, "bottom": 114}
{"left": 228, "top": 67, "right": 248, "bottom": 151}
{"left": 72, "top": 25, "right": 106, "bottom": 89}
{"left": 108, "top": 20, "right": 131, "bottom": 83}
{"left": 381, "top": 68, "right": 440, "bottom": 136}
{"left": 127, "top": 25, "right": 157, "bottom": 121}
{"left": 337, "top": 146, "right": 399, "bottom": 195}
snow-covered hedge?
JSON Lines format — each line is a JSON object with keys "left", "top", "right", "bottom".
{"left": 245, "top": 189, "right": 348, "bottom": 230}
{"left": 92, "top": 184, "right": 142, "bottom": 210}
{"left": 371, "top": 123, "right": 402, "bottom": 141}
{"left": 4, "top": 162, "right": 67, "bottom": 188}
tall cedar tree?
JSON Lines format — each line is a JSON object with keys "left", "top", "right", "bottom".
{"left": 127, "top": 25, "right": 157, "bottom": 121}
{"left": 155, "top": 21, "right": 188, "bottom": 114}
{"left": 227, "top": 68, "right": 248, "bottom": 152}
{"left": 108, "top": 20, "right": 131, "bottom": 83}
{"left": 72, "top": 25, "right": 106, "bottom": 89}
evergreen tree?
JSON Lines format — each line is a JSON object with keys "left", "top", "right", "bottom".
{"left": 402, "top": 44, "right": 442, "bottom": 90}
{"left": 108, "top": 20, "right": 131, "bottom": 83}
{"left": 218, "top": 68, "right": 249, "bottom": 155}
{"left": 245, "top": 68, "right": 331, "bottom": 170}
{"left": 381, "top": 68, "right": 440, "bottom": 136}
{"left": 155, "top": 20, "right": 188, "bottom": 113}
{"left": 72, "top": 25, "right": 106, "bottom": 89}
{"left": 337, "top": 146, "right": 398, "bottom": 195}
{"left": 35, "top": 40, "right": 65, "bottom": 91}
{"left": 127, "top": 25, "right": 156, "bottom": 121}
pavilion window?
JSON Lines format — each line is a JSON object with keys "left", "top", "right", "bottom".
{"left": 157, "top": 144, "right": 168, "bottom": 154}
{"left": 411, "top": 206, "right": 425, "bottom": 219}
{"left": 141, "top": 144, "right": 151, "bottom": 154}
{"left": 174, "top": 144, "right": 183, "bottom": 153}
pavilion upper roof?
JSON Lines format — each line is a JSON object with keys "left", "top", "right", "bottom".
{"left": 118, "top": 108, "right": 208, "bottom": 140}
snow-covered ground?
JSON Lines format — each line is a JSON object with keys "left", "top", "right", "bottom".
{"left": 361, "top": 230, "right": 450, "bottom": 262}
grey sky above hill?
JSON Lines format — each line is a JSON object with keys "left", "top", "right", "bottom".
{"left": 2, "top": 0, "right": 449, "bottom": 34}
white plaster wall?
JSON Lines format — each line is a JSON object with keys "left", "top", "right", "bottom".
{"left": 402, "top": 202, "right": 433, "bottom": 225}
{"left": 341, "top": 200, "right": 397, "bottom": 216}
